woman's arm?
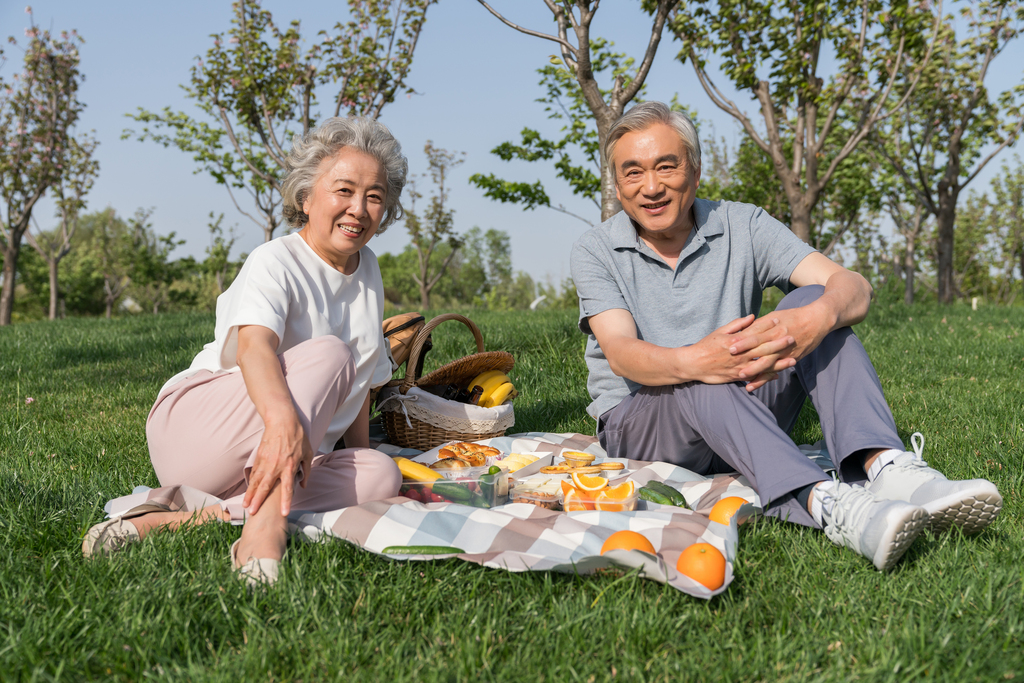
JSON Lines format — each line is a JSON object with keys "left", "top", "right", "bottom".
{"left": 236, "top": 324, "right": 313, "bottom": 517}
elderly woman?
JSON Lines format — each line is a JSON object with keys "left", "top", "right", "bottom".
{"left": 83, "top": 117, "right": 405, "bottom": 584}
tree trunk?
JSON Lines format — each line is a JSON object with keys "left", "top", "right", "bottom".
{"left": 904, "top": 240, "right": 916, "bottom": 306}
{"left": 789, "top": 203, "right": 812, "bottom": 245}
{"left": 48, "top": 258, "right": 59, "bottom": 320}
{"left": 935, "top": 191, "right": 958, "bottom": 304}
{"left": 420, "top": 283, "right": 430, "bottom": 310}
{"left": 599, "top": 158, "right": 622, "bottom": 222}
{"left": 105, "top": 299, "right": 113, "bottom": 319}
{"left": 1019, "top": 250, "right": 1024, "bottom": 299}
{"left": 0, "top": 237, "right": 23, "bottom": 326}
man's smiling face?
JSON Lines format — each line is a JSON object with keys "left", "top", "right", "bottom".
{"left": 612, "top": 122, "right": 701, "bottom": 240}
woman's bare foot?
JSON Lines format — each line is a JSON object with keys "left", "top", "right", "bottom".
{"left": 130, "top": 505, "right": 230, "bottom": 539}
{"left": 234, "top": 484, "right": 288, "bottom": 566}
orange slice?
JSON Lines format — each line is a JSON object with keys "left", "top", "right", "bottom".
{"left": 571, "top": 471, "right": 607, "bottom": 492}
{"left": 595, "top": 481, "right": 636, "bottom": 511}
{"left": 562, "top": 489, "right": 593, "bottom": 512}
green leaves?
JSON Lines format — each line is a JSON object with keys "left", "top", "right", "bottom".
{"left": 1, "top": 9, "right": 88, "bottom": 324}
{"left": 469, "top": 38, "right": 639, "bottom": 226}
{"left": 468, "top": 174, "right": 552, "bottom": 212}
{"left": 125, "top": 0, "right": 435, "bottom": 244}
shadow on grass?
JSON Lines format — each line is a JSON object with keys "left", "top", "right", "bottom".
{"left": 512, "top": 395, "right": 595, "bottom": 435}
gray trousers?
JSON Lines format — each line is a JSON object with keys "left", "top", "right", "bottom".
{"left": 598, "top": 285, "right": 904, "bottom": 528}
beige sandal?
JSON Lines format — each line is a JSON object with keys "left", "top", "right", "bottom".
{"left": 230, "top": 539, "right": 280, "bottom": 587}
{"left": 81, "top": 503, "right": 172, "bottom": 558}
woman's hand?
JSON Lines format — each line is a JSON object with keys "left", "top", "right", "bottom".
{"left": 236, "top": 324, "right": 312, "bottom": 517}
{"left": 244, "top": 413, "right": 313, "bottom": 517}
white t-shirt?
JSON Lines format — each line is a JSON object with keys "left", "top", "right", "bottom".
{"left": 161, "top": 233, "right": 393, "bottom": 454}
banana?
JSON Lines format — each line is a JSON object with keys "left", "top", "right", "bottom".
{"left": 468, "top": 370, "right": 507, "bottom": 403}
{"left": 394, "top": 457, "right": 443, "bottom": 484}
{"left": 481, "top": 381, "right": 516, "bottom": 408}
{"left": 473, "top": 372, "right": 509, "bottom": 399}
{"left": 469, "top": 370, "right": 504, "bottom": 391}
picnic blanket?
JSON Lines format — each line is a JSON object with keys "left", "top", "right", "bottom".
{"left": 103, "top": 432, "right": 834, "bottom": 600}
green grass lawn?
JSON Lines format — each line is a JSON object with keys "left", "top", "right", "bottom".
{"left": 1, "top": 298, "right": 1023, "bottom": 682}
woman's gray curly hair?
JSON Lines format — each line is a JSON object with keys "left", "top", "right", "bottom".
{"left": 281, "top": 117, "right": 408, "bottom": 233}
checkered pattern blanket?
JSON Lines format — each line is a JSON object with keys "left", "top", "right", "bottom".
{"left": 104, "top": 433, "right": 833, "bottom": 599}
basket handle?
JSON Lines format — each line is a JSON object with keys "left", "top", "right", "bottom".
{"left": 400, "top": 313, "right": 485, "bottom": 393}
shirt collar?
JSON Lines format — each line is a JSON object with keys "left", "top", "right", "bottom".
{"left": 607, "top": 198, "right": 724, "bottom": 251}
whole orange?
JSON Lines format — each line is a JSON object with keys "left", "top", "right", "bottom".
{"left": 600, "top": 530, "right": 656, "bottom": 555}
{"left": 676, "top": 542, "right": 726, "bottom": 590}
{"left": 709, "top": 496, "right": 748, "bottom": 525}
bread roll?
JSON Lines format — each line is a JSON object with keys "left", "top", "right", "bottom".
{"left": 437, "top": 442, "right": 500, "bottom": 467}
{"left": 430, "top": 458, "right": 469, "bottom": 472}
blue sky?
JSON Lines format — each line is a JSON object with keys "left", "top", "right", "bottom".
{"left": 3, "top": 1, "right": 1022, "bottom": 284}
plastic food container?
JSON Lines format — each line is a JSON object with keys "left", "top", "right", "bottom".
{"left": 561, "top": 487, "right": 639, "bottom": 512}
{"left": 400, "top": 469, "right": 508, "bottom": 507}
{"left": 509, "top": 479, "right": 561, "bottom": 509}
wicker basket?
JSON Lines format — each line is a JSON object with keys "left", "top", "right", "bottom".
{"left": 377, "top": 314, "right": 515, "bottom": 450}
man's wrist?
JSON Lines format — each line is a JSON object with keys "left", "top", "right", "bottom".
{"left": 671, "top": 344, "right": 699, "bottom": 384}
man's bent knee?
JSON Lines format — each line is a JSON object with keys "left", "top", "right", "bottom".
{"left": 776, "top": 284, "right": 825, "bottom": 311}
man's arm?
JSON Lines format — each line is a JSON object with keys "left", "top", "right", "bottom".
{"left": 589, "top": 252, "right": 870, "bottom": 390}
{"left": 588, "top": 308, "right": 795, "bottom": 387}
{"left": 725, "top": 252, "right": 873, "bottom": 390}
{"left": 728, "top": 252, "right": 872, "bottom": 362}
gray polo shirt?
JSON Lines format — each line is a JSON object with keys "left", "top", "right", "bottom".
{"left": 570, "top": 198, "right": 815, "bottom": 421}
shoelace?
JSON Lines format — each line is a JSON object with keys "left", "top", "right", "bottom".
{"left": 821, "top": 485, "right": 873, "bottom": 533}
{"left": 899, "top": 432, "right": 931, "bottom": 470}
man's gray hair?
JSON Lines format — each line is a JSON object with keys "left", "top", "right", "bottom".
{"left": 605, "top": 101, "right": 701, "bottom": 177}
{"left": 281, "top": 117, "right": 408, "bottom": 233}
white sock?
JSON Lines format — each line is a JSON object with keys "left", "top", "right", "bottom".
{"left": 866, "top": 449, "right": 903, "bottom": 482}
{"left": 810, "top": 480, "right": 836, "bottom": 527}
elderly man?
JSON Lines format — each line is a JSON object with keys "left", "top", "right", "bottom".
{"left": 570, "top": 101, "right": 1002, "bottom": 571}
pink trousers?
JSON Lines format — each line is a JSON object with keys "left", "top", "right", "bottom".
{"left": 146, "top": 336, "right": 401, "bottom": 517}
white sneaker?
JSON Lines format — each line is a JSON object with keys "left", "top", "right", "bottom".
{"left": 867, "top": 433, "right": 1002, "bottom": 534}
{"left": 818, "top": 482, "right": 928, "bottom": 571}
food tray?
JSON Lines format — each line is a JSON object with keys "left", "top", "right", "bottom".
{"left": 561, "top": 487, "right": 638, "bottom": 512}
{"left": 400, "top": 469, "right": 508, "bottom": 508}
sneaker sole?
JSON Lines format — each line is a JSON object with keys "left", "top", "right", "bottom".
{"left": 871, "top": 505, "right": 928, "bottom": 572}
{"left": 922, "top": 487, "right": 1003, "bottom": 535}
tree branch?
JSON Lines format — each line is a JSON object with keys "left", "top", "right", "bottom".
{"left": 688, "top": 50, "right": 771, "bottom": 154}
{"left": 214, "top": 104, "right": 281, "bottom": 190}
{"left": 620, "top": 0, "right": 678, "bottom": 105}
{"left": 476, "top": 1, "right": 577, "bottom": 56}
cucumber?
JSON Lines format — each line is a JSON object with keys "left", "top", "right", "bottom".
{"left": 381, "top": 545, "right": 465, "bottom": 555}
{"left": 646, "top": 481, "right": 688, "bottom": 508}
{"left": 639, "top": 486, "right": 674, "bottom": 506}
{"left": 433, "top": 480, "right": 491, "bottom": 508}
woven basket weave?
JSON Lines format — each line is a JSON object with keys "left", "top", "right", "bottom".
{"left": 377, "top": 314, "right": 515, "bottom": 450}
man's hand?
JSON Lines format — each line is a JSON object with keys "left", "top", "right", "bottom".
{"left": 686, "top": 314, "right": 797, "bottom": 386}
{"left": 724, "top": 306, "right": 830, "bottom": 390}
{"left": 588, "top": 308, "right": 796, "bottom": 388}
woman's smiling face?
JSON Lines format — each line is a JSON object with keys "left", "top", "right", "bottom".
{"left": 300, "top": 148, "right": 387, "bottom": 274}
